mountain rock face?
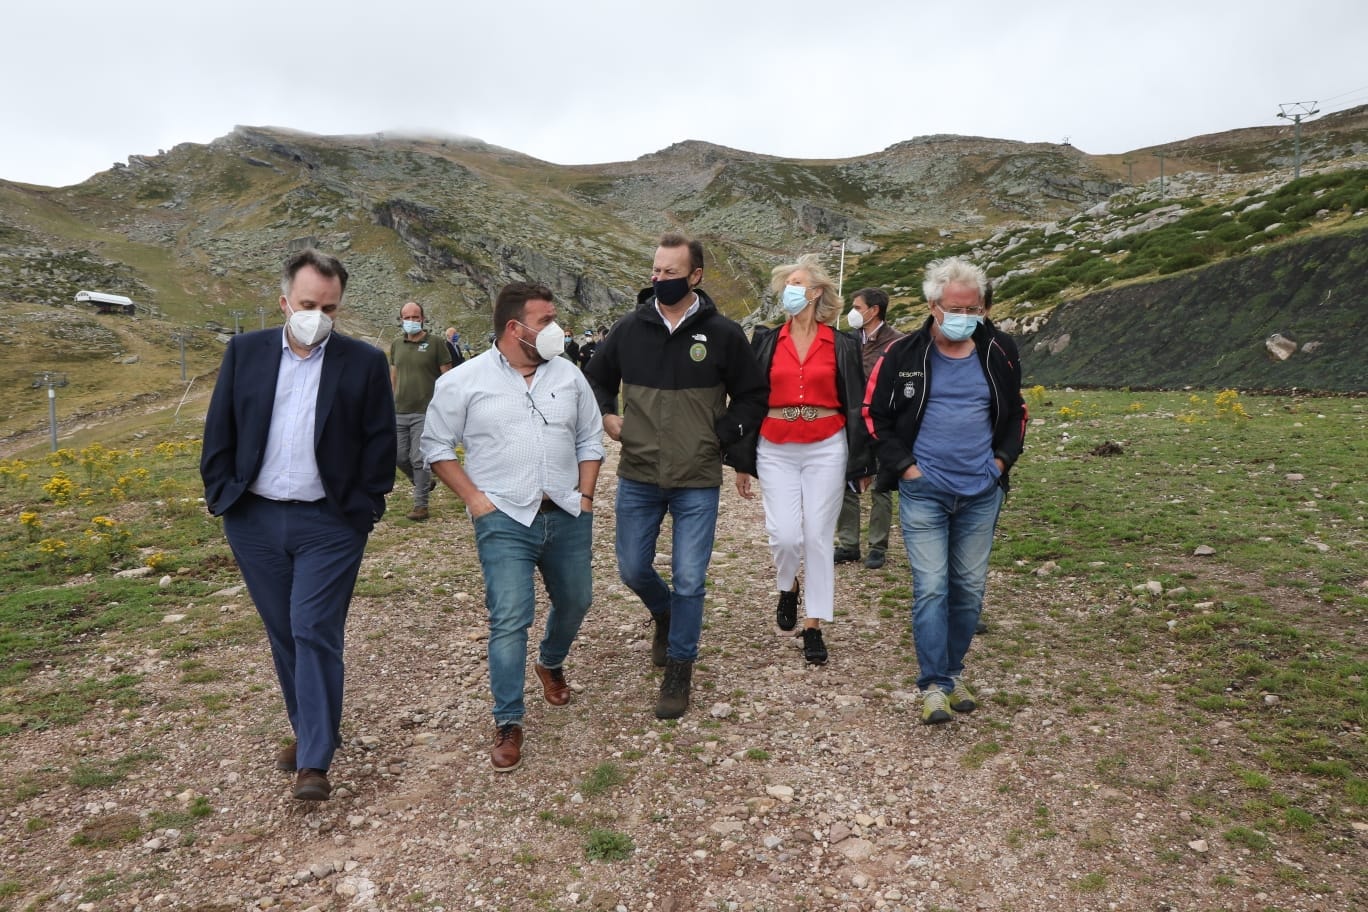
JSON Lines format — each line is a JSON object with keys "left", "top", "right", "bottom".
{"left": 0, "top": 126, "right": 1130, "bottom": 333}
{"left": 1, "top": 109, "right": 1365, "bottom": 391}
{"left": 1023, "top": 226, "right": 1368, "bottom": 392}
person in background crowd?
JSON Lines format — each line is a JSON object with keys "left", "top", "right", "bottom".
{"left": 583, "top": 232, "right": 767, "bottom": 718}
{"left": 577, "top": 328, "right": 598, "bottom": 369}
{"left": 200, "top": 248, "right": 396, "bottom": 800}
{"left": 834, "top": 287, "right": 904, "bottom": 569}
{"left": 422, "top": 282, "right": 603, "bottom": 772}
{"left": 864, "top": 257, "right": 1025, "bottom": 724}
{"left": 730, "top": 254, "right": 871, "bottom": 665}
{"left": 390, "top": 302, "right": 453, "bottom": 521}
{"left": 444, "top": 327, "right": 466, "bottom": 366}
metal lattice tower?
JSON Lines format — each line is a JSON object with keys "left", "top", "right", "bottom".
{"left": 1276, "top": 102, "right": 1319, "bottom": 180}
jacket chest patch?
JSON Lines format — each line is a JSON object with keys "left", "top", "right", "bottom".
{"left": 903, "top": 381, "right": 917, "bottom": 399}
{"left": 689, "top": 342, "right": 707, "bottom": 362}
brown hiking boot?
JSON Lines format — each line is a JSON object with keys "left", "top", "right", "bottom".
{"left": 275, "top": 740, "right": 297, "bottom": 772}
{"left": 491, "top": 723, "right": 524, "bottom": 772}
{"left": 406, "top": 506, "right": 429, "bottom": 521}
{"left": 293, "top": 768, "right": 331, "bottom": 801}
{"left": 534, "top": 663, "right": 571, "bottom": 706}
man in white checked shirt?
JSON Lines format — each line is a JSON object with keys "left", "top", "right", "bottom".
{"left": 422, "top": 282, "right": 604, "bottom": 772}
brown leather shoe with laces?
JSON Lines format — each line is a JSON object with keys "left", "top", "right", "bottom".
{"left": 534, "top": 663, "right": 571, "bottom": 706}
{"left": 491, "top": 723, "right": 524, "bottom": 772}
{"left": 293, "top": 768, "right": 331, "bottom": 801}
{"left": 275, "top": 740, "right": 297, "bottom": 772}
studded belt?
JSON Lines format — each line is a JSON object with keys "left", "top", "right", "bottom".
{"left": 767, "top": 406, "right": 840, "bottom": 422}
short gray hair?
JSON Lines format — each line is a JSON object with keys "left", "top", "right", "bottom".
{"left": 922, "top": 257, "right": 987, "bottom": 304}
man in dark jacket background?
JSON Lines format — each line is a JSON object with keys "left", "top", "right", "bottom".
{"left": 834, "top": 287, "right": 904, "bottom": 569}
{"left": 584, "top": 232, "right": 768, "bottom": 719}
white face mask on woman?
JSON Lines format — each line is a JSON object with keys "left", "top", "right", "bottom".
{"left": 287, "top": 305, "right": 333, "bottom": 348}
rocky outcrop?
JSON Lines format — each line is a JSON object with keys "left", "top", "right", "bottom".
{"left": 1023, "top": 227, "right": 1368, "bottom": 391}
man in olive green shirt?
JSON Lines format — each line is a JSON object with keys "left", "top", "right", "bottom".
{"left": 390, "top": 301, "right": 452, "bottom": 520}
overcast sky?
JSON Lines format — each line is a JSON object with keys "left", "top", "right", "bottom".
{"left": 3, "top": 0, "right": 1365, "bottom": 188}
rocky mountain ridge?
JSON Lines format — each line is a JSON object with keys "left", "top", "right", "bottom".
{"left": 0, "top": 106, "right": 1365, "bottom": 429}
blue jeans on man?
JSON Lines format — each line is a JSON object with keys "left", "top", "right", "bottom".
{"left": 898, "top": 477, "right": 1004, "bottom": 693}
{"left": 473, "top": 507, "right": 593, "bottom": 726}
{"left": 614, "top": 478, "right": 720, "bottom": 662}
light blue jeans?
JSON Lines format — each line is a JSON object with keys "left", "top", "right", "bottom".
{"left": 898, "top": 477, "right": 1004, "bottom": 693}
{"left": 473, "top": 507, "right": 593, "bottom": 726}
{"left": 614, "top": 478, "right": 720, "bottom": 662}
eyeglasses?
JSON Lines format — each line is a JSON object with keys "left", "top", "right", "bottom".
{"left": 938, "top": 304, "right": 986, "bottom": 316}
{"left": 526, "top": 391, "right": 548, "bottom": 425}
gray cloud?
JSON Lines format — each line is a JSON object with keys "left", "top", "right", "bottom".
{"left": 4, "top": 0, "right": 1365, "bottom": 186}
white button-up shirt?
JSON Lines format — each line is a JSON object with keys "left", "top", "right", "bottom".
{"left": 421, "top": 348, "right": 604, "bottom": 526}
{"left": 249, "top": 329, "right": 328, "bottom": 502}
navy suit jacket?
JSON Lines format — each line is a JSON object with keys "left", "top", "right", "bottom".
{"left": 200, "top": 328, "right": 397, "bottom": 533}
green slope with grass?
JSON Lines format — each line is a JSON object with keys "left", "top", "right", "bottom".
{"left": 1022, "top": 224, "right": 1368, "bottom": 391}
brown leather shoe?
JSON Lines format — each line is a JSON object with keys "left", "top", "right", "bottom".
{"left": 293, "top": 768, "right": 331, "bottom": 801}
{"left": 275, "top": 740, "right": 297, "bottom": 772}
{"left": 534, "top": 663, "right": 571, "bottom": 706}
{"left": 490, "top": 723, "right": 523, "bottom": 772}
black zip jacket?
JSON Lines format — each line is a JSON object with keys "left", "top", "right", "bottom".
{"left": 584, "top": 287, "right": 769, "bottom": 489}
{"left": 863, "top": 315, "right": 1027, "bottom": 492}
{"left": 723, "top": 323, "right": 873, "bottom": 480}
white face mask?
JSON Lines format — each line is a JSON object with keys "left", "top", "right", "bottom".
{"left": 287, "top": 305, "right": 333, "bottom": 348}
{"left": 846, "top": 308, "right": 865, "bottom": 330}
{"left": 516, "top": 319, "right": 566, "bottom": 361}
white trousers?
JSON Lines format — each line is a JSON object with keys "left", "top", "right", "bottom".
{"left": 756, "top": 432, "right": 848, "bottom": 622}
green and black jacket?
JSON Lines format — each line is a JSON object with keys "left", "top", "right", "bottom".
{"left": 584, "top": 287, "right": 768, "bottom": 489}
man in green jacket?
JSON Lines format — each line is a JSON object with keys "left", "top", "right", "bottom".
{"left": 584, "top": 232, "right": 768, "bottom": 719}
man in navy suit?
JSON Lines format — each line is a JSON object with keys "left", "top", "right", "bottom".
{"left": 201, "top": 248, "right": 396, "bottom": 801}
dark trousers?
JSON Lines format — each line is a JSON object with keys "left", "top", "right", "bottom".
{"left": 223, "top": 494, "right": 368, "bottom": 771}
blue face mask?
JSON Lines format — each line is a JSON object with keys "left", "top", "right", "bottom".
{"left": 938, "top": 311, "right": 980, "bottom": 342}
{"left": 781, "top": 284, "right": 810, "bottom": 315}
{"left": 402, "top": 319, "right": 423, "bottom": 335}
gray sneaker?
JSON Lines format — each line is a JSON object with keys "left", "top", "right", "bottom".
{"left": 949, "top": 676, "right": 977, "bottom": 713}
{"left": 921, "top": 688, "right": 952, "bottom": 724}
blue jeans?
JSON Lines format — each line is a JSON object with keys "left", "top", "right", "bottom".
{"left": 898, "top": 477, "right": 1004, "bottom": 693}
{"left": 473, "top": 507, "right": 593, "bottom": 726}
{"left": 614, "top": 478, "right": 720, "bottom": 662}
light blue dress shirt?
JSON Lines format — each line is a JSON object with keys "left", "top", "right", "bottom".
{"left": 249, "top": 330, "right": 329, "bottom": 502}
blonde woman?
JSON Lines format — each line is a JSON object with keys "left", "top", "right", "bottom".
{"left": 729, "top": 254, "right": 871, "bottom": 664}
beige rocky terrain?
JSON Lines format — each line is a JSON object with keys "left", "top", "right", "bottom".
{"left": 2, "top": 439, "right": 1361, "bottom": 912}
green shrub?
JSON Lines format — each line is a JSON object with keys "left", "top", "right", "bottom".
{"left": 584, "top": 828, "right": 634, "bottom": 861}
{"left": 1241, "top": 208, "right": 1283, "bottom": 232}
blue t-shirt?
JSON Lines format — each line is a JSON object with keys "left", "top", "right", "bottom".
{"left": 912, "top": 346, "right": 1000, "bottom": 497}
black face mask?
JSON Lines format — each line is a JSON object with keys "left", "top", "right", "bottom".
{"left": 653, "top": 276, "right": 693, "bottom": 307}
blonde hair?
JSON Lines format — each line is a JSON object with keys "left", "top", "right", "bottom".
{"left": 770, "top": 254, "right": 842, "bottom": 325}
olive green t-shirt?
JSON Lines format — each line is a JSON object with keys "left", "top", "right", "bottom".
{"left": 389, "top": 334, "right": 453, "bottom": 414}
